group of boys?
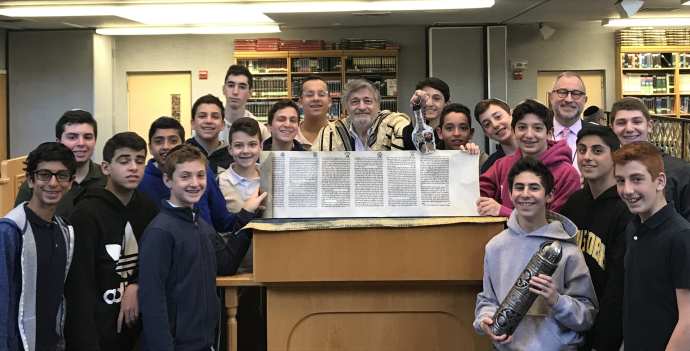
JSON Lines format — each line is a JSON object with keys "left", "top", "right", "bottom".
{"left": 2, "top": 64, "right": 690, "bottom": 351}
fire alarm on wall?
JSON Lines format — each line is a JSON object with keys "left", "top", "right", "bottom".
{"left": 199, "top": 70, "right": 208, "bottom": 80}
{"left": 511, "top": 60, "right": 528, "bottom": 80}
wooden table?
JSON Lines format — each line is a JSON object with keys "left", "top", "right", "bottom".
{"left": 217, "top": 217, "right": 505, "bottom": 351}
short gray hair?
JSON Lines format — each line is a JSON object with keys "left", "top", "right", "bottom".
{"left": 552, "top": 71, "right": 586, "bottom": 93}
{"left": 343, "top": 79, "right": 381, "bottom": 106}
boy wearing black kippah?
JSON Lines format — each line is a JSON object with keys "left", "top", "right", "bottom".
{"left": 561, "top": 123, "right": 632, "bottom": 350}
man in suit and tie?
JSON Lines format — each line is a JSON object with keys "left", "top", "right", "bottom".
{"left": 549, "top": 71, "right": 588, "bottom": 171}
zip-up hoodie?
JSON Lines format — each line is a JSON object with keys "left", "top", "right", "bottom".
{"left": 138, "top": 159, "right": 255, "bottom": 234}
{"left": 474, "top": 211, "right": 598, "bottom": 351}
{"left": 0, "top": 203, "right": 74, "bottom": 351}
{"left": 138, "top": 201, "right": 251, "bottom": 351}
{"left": 64, "top": 188, "right": 158, "bottom": 351}
{"left": 480, "top": 140, "right": 581, "bottom": 216}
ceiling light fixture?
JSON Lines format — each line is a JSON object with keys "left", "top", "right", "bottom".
{"left": 603, "top": 17, "right": 690, "bottom": 27}
{"left": 538, "top": 23, "right": 556, "bottom": 40}
{"left": 255, "top": 0, "right": 494, "bottom": 13}
{"left": 682, "top": 0, "right": 690, "bottom": 5}
{"left": 615, "top": 0, "right": 645, "bottom": 18}
{"left": 95, "top": 24, "right": 281, "bottom": 36}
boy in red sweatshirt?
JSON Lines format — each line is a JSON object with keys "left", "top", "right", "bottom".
{"left": 477, "top": 99, "right": 580, "bottom": 217}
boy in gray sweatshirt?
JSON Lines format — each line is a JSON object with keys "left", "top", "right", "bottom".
{"left": 474, "top": 157, "right": 598, "bottom": 350}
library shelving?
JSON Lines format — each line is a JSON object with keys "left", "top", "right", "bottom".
{"left": 617, "top": 47, "right": 690, "bottom": 118}
{"left": 234, "top": 49, "right": 399, "bottom": 122}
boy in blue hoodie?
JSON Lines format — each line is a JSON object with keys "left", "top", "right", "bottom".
{"left": 138, "top": 144, "right": 258, "bottom": 351}
{"left": 474, "top": 157, "right": 598, "bottom": 350}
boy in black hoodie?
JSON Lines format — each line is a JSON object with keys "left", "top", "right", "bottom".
{"left": 65, "top": 132, "right": 158, "bottom": 350}
{"left": 138, "top": 144, "right": 259, "bottom": 351}
{"left": 560, "top": 124, "right": 632, "bottom": 350}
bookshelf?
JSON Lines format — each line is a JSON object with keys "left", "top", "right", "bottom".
{"left": 617, "top": 46, "right": 690, "bottom": 118}
{"left": 235, "top": 49, "right": 399, "bottom": 122}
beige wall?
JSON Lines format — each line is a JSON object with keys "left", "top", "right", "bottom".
{"left": 507, "top": 21, "right": 617, "bottom": 110}
{"left": 110, "top": 26, "right": 427, "bottom": 134}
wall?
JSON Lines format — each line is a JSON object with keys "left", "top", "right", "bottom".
{"left": 111, "top": 26, "right": 427, "bottom": 133}
{"left": 8, "top": 30, "right": 94, "bottom": 157}
{"left": 506, "top": 21, "right": 616, "bottom": 110}
{"left": 0, "top": 29, "right": 7, "bottom": 71}
{"left": 93, "top": 34, "right": 114, "bottom": 162}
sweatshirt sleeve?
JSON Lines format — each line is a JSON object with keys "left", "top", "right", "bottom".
{"left": 473, "top": 251, "right": 499, "bottom": 334}
{"left": 64, "top": 209, "right": 102, "bottom": 351}
{"left": 591, "top": 208, "right": 630, "bottom": 350}
{"left": 139, "top": 227, "right": 175, "bottom": 351}
{"left": 549, "top": 166, "right": 581, "bottom": 213}
{"left": 0, "top": 221, "right": 20, "bottom": 350}
{"left": 212, "top": 228, "right": 252, "bottom": 276}
{"left": 479, "top": 163, "right": 500, "bottom": 199}
{"left": 550, "top": 249, "right": 599, "bottom": 332}
{"left": 206, "top": 169, "right": 256, "bottom": 233}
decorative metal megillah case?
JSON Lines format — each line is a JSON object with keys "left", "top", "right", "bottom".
{"left": 490, "top": 240, "right": 563, "bottom": 336}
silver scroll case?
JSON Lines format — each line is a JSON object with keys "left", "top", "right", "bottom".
{"left": 411, "top": 103, "right": 436, "bottom": 154}
{"left": 490, "top": 240, "right": 563, "bottom": 336}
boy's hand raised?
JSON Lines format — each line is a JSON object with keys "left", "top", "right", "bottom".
{"left": 242, "top": 187, "right": 268, "bottom": 214}
{"left": 476, "top": 197, "right": 501, "bottom": 216}
{"left": 479, "top": 316, "right": 513, "bottom": 344}
{"left": 458, "top": 142, "right": 480, "bottom": 155}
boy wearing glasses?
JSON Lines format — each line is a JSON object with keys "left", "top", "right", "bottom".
{"left": 549, "top": 72, "right": 588, "bottom": 168}
{"left": 1, "top": 142, "right": 77, "bottom": 351}
{"left": 65, "top": 132, "right": 158, "bottom": 351}
{"left": 298, "top": 75, "right": 332, "bottom": 150}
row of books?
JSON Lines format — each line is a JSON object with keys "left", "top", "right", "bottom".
{"left": 680, "top": 54, "right": 690, "bottom": 68}
{"left": 618, "top": 29, "right": 690, "bottom": 47}
{"left": 622, "top": 74, "right": 675, "bottom": 94}
{"left": 622, "top": 53, "right": 674, "bottom": 69}
{"left": 251, "top": 77, "right": 288, "bottom": 98}
{"left": 291, "top": 77, "right": 342, "bottom": 97}
{"left": 640, "top": 96, "right": 675, "bottom": 115}
{"left": 234, "top": 38, "right": 399, "bottom": 51}
{"left": 292, "top": 57, "right": 341, "bottom": 73}
{"left": 237, "top": 58, "right": 287, "bottom": 74}
{"left": 681, "top": 96, "right": 690, "bottom": 114}
{"left": 346, "top": 56, "right": 397, "bottom": 73}
{"left": 246, "top": 100, "right": 342, "bottom": 120}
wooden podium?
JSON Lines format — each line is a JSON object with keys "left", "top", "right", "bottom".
{"left": 218, "top": 217, "right": 505, "bottom": 351}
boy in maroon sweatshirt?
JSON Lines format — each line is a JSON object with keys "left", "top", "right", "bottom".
{"left": 477, "top": 99, "right": 580, "bottom": 217}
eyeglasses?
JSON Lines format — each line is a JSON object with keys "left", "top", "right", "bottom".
{"left": 302, "top": 91, "right": 329, "bottom": 98}
{"left": 33, "top": 170, "right": 73, "bottom": 183}
{"left": 553, "top": 89, "right": 586, "bottom": 100}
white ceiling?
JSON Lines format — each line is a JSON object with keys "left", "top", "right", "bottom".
{"left": 0, "top": 0, "right": 689, "bottom": 30}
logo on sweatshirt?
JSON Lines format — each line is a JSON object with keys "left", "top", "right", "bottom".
{"left": 575, "top": 229, "right": 606, "bottom": 269}
{"left": 103, "top": 282, "right": 125, "bottom": 304}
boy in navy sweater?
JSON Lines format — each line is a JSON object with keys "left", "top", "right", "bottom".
{"left": 137, "top": 116, "right": 264, "bottom": 234}
{"left": 139, "top": 144, "right": 262, "bottom": 351}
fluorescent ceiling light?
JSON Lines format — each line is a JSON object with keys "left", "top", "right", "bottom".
{"left": 0, "top": 4, "right": 274, "bottom": 25}
{"left": 0, "top": 5, "right": 114, "bottom": 17}
{"left": 255, "top": 0, "right": 494, "bottom": 13}
{"left": 603, "top": 17, "right": 690, "bottom": 26}
{"left": 114, "top": 5, "right": 274, "bottom": 25}
{"left": 0, "top": 0, "right": 495, "bottom": 18}
{"left": 683, "top": 1, "right": 690, "bottom": 5}
{"left": 96, "top": 24, "right": 281, "bottom": 36}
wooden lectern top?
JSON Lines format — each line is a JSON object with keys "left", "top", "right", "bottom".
{"left": 249, "top": 217, "right": 506, "bottom": 284}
